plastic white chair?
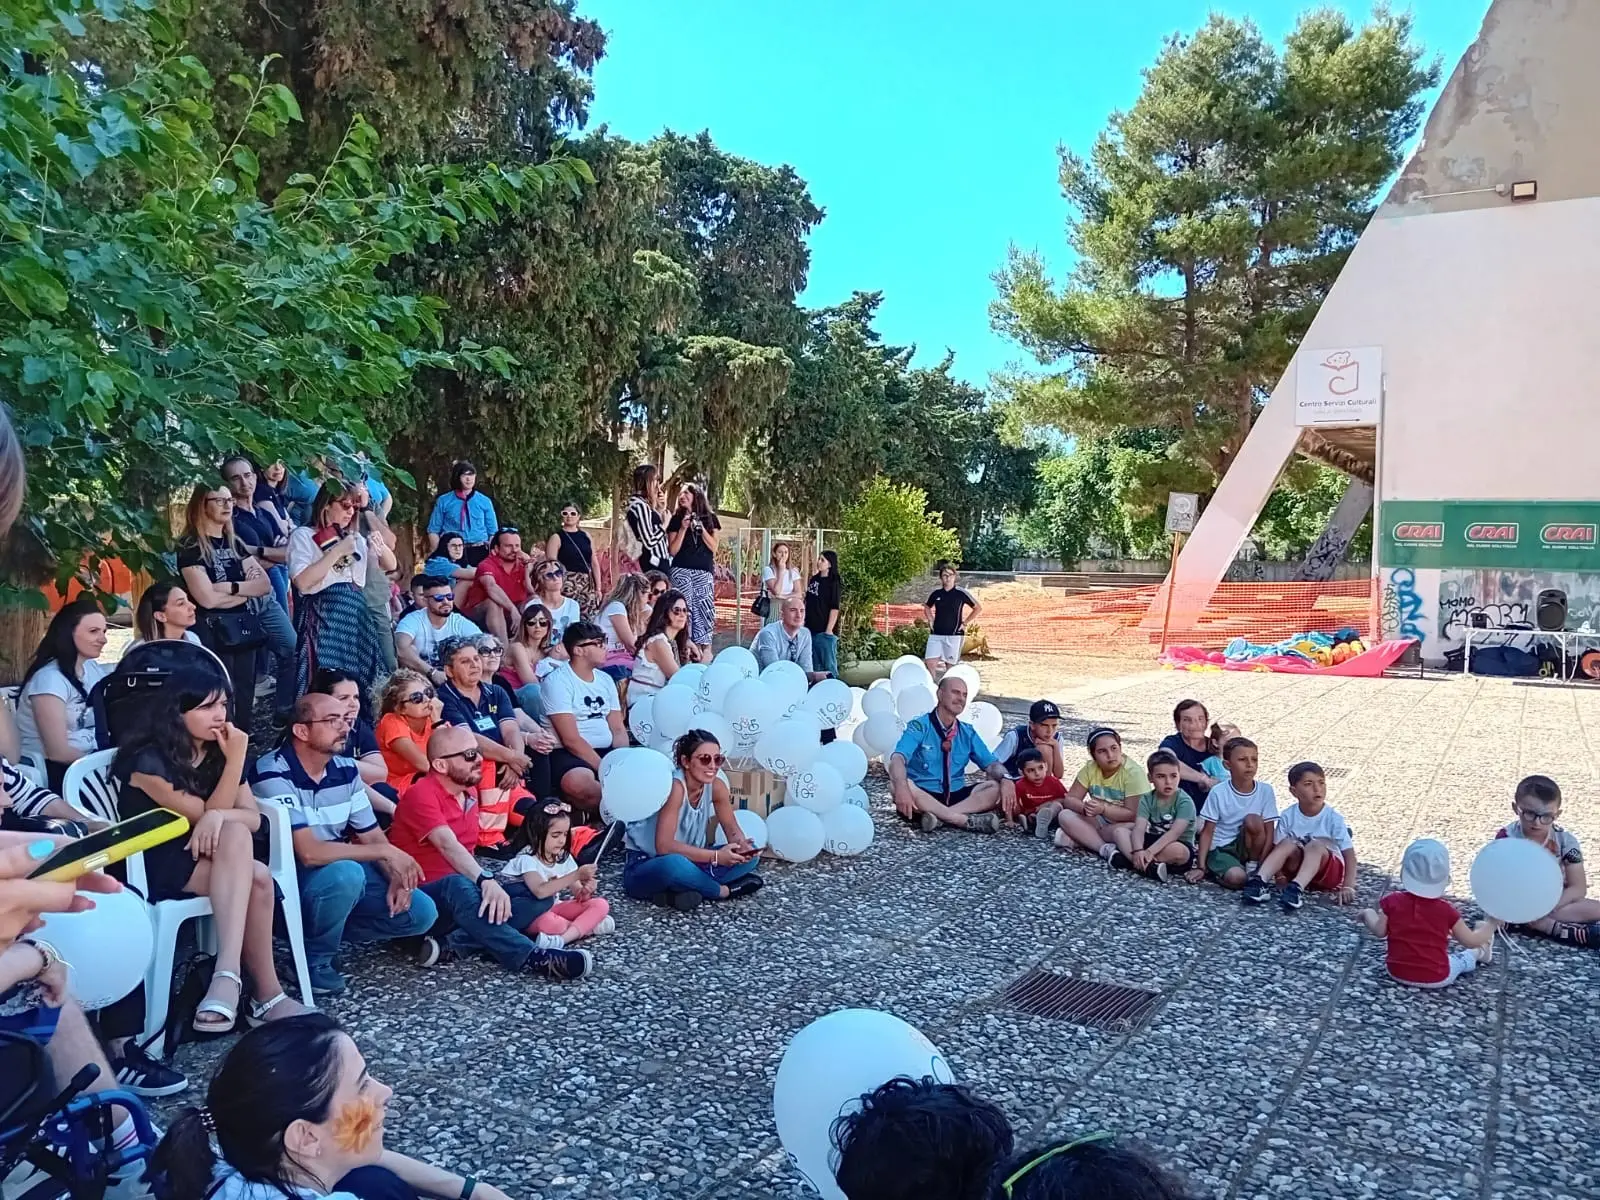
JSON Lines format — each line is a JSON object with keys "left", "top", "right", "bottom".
{"left": 63, "top": 751, "right": 314, "bottom": 1055}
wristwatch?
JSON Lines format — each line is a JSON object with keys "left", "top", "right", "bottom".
{"left": 474, "top": 873, "right": 493, "bottom": 889}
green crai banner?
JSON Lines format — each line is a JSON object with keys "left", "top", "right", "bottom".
{"left": 1381, "top": 501, "right": 1600, "bottom": 570}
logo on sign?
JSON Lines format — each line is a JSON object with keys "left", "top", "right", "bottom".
{"left": 1392, "top": 522, "right": 1444, "bottom": 546}
{"left": 1465, "top": 523, "right": 1519, "bottom": 545}
{"left": 1540, "top": 523, "right": 1596, "bottom": 548}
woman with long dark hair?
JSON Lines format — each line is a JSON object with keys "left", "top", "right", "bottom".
{"left": 14, "top": 598, "right": 111, "bottom": 792}
{"left": 803, "top": 549, "right": 842, "bottom": 677}
{"left": 627, "top": 589, "right": 693, "bottom": 707}
{"left": 622, "top": 462, "right": 670, "bottom": 574}
{"left": 151, "top": 1014, "right": 515, "bottom": 1200}
{"left": 424, "top": 460, "right": 498, "bottom": 567}
{"left": 133, "top": 580, "right": 200, "bottom": 646}
{"left": 665, "top": 482, "right": 720, "bottom": 659}
{"left": 288, "top": 480, "right": 394, "bottom": 712}
{"left": 421, "top": 531, "right": 476, "bottom": 606}
{"left": 112, "top": 661, "right": 305, "bottom": 1031}
{"left": 545, "top": 502, "right": 598, "bottom": 619}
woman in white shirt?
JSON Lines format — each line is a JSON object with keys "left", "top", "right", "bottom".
{"left": 597, "top": 573, "right": 649, "bottom": 688}
{"left": 629, "top": 588, "right": 694, "bottom": 706}
{"left": 15, "top": 598, "right": 111, "bottom": 793}
{"left": 531, "top": 559, "right": 580, "bottom": 644}
{"left": 760, "top": 541, "right": 801, "bottom": 625}
{"left": 287, "top": 481, "right": 397, "bottom": 714}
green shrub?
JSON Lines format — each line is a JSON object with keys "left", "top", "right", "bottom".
{"left": 838, "top": 478, "right": 959, "bottom": 634}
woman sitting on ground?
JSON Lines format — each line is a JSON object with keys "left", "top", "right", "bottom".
{"left": 14, "top": 598, "right": 111, "bottom": 793}
{"left": 151, "top": 1013, "right": 515, "bottom": 1200}
{"left": 627, "top": 588, "right": 694, "bottom": 708}
{"left": 504, "top": 602, "right": 558, "bottom": 721}
{"left": 421, "top": 531, "right": 476, "bottom": 608}
{"left": 622, "top": 729, "right": 763, "bottom": 911}
{"left": 1158, "top": 699, "right": 1221, "bottom": 809}
{"left": 373, "top": 669, "right": 443, "bottom": 795}
{"left": 133, "top": 581, "right": 202, "bottom": 646}
{"left": 112, "top": 661, "right": 305, "bottom": 1032}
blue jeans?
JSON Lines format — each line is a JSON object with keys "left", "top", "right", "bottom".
{"left": 268, "top": 564, "right": 290, "bottom": 613}
{"left": 812, "top": 632, "right": 838, "bottom": 677}
{"left": 252, "top": 594, "right": 297, "bottom": 714}
{"left": 420, "top": 875, "right": 553, "bottom": 970}
{"left": 622, "top": 850, "right": 759, "bottom": 900}
{"left": 298, "top": 860, "right": 437, "bottom": 970}
{"left": 514, "top": 682, "right": 547, "bottom": 724}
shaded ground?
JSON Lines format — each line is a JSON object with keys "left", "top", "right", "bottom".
{"left": 161, "top": 663, "right": 1600, "bottom": 1200}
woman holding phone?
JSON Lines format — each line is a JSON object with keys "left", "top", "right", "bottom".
{"left": 665, "top": 483, "right": 720, "bottom": 661}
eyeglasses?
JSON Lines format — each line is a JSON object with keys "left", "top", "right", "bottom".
{"left": 1000, "top": 1133, "right": 1115, "bottom": 1198}
{"left": 427, "top": 594, "right": 454, "bottom": 604}
{"left": 576, "top": 638, "right": 603, "bottom": 649}
{"left": 540, "top": 801, "right": 571, "bottom": 815}
{"left": 692, "top": 752, "right": 725, "bottom": 767}
{"left": 439, "top": 748, "right": 482, "bottom": 763}
{"left": 1515, "top": 805, "right": 1558, "bottom": 826}
{"left": 402, "top": 688, "right": 436, "bottom": 705}
{"left": 304, "top": 715, "right": 353, "bottom": 727}
{"left": 204, "top": 496, "right": 234, "bottom": 506}
{"left": 669, "top": 605, "right": 688, "bottom": 615}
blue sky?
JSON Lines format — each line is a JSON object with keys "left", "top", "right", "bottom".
{"left": 581, "top": 2, "right": 1487, "bottom": 386}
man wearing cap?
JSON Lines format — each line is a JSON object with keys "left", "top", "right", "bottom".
{"left": 992, "top": 700, "right": 1066, "bottom": 781}
{"left": 888, "top": 675, "right": 1015, "bottom": 834}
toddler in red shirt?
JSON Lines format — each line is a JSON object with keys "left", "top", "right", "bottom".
{"left": 1011, "top": 748, "right": 1068, "bottom": 837}
{"left": 1360, "top": 838, "right": 1497, "bottom": 989}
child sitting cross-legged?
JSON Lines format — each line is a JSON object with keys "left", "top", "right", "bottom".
{"left": 1010, "top": 747, "right": 1070, "bottom": 838}
{"left": 1105, "top": 749, "right": 1195, "bottom": 882}
{"left": 1244, "top": 761, "right": 1358, "bottom": 909}
{"left": 1186, "top": 736, "right": 1277, "bottom": 889}
{"left": 503, "top": 800, "right": 616, "bottom": 947}
{"left": 1496, "top": 774, "right": 1600, "bottom": 948}
{"left": 1360, "top": 838, "right": 1497, "bottom": 989}
{"left": 1052, "top": 727, "right": 1148, "bottom": 865}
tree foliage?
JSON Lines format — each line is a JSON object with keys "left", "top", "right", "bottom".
{"left": 837, "top": 478, "right": 959, "bottom": 635}
{"left": 993, "top": 9, "right": 1436, "bottom": 512}
{"left": 0, "top": 0, "right": 580, "bottom": 585}
{"left": 1018, "top": 432, "right": 1173, "bottom": 564}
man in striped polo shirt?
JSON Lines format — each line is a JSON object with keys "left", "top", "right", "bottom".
{"left": 251, "top": 692, "right": 435, "bottom": 995}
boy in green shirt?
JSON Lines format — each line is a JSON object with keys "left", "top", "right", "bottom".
{"left": 1108, "top": 749, "right": 1197, "bottom": 882}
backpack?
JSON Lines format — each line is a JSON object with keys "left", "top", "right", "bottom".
{"left": 159, "top": 947, "right": 220, "bottom": 1060}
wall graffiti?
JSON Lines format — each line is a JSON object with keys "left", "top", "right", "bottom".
{"left": 1389, "top": 567, "right": 1426, "bottom": 642}
{"left": 1435, "top": 568, "right": 1600, "bottom": 652}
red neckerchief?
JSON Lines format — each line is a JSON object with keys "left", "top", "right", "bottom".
{"left": 455, "top": 489, "right": 472, "bottom": 530}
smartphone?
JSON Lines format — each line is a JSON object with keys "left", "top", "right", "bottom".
{"left": 26, "top": 809, "right": 190, "bottom": 882}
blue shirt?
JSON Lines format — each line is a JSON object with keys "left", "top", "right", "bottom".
{"left": 893, "top": 712, "right": 996, "bottom": 795}
{"left": 362, "top": 470, "right": 391, "bottom": 510}
{"left": 427, "top": 490, "right": 498, "bottom": 544}
{"left": 249, "top": 747, "right": 375, "bottom": 845}
{"left": 283, "top": 472, "right": 320, "bottom": 526}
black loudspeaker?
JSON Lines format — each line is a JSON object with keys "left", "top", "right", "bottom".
{"left": 1536, "top": 589, "right": 1568, "bottom": 632}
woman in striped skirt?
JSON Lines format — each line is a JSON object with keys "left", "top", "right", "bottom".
{"left": 665, "top": 482, "right": 721, "bottom": 660}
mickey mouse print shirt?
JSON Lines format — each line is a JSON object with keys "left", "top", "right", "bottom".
{"left": 540, "top": 662, "right": 620, "bottom": 751}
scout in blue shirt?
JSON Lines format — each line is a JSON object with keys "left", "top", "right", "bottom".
{"left": 888, "top": 675, "right": 1014, "bottom": 834}
{"left": 427, "top": 459, "right": 499, "bottom": 562}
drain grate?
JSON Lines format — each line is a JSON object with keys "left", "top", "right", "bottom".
{"left": 1002, "top": 968, "right": 1160, "bottom": 1031}
{"left": 1322, "top": 766, "right": 1351, "bottom": 779}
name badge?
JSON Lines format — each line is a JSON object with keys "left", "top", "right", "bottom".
{"left": 472, "top": 714, "right": 495, "bottom": 732}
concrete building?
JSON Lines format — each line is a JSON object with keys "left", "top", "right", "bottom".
{"left": 1154, "top": 0, "right": 1600, "bottom": 665}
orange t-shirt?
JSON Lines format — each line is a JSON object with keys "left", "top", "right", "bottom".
{"left": 376, "top": 712, "right": 431, "bottom": 792}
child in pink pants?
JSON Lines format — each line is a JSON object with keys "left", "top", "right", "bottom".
{"left": 505, "top": 801, "right": 616, "bottom": 946}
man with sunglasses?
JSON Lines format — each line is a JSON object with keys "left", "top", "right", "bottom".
{"left": 396, "top": 574, "right": 483, "bottom": 687}
{"left": 461, "top": 527, "right": 534, "bottom": 643}
{"left": 541, "top": 621, "right": 625, "bottom": 814}
{"left": 387, "top": 725, "right": 591, "bottom": 979}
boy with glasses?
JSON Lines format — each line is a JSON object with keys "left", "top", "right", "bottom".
{"left": 541, "top": 621, "right": 625, "bottom": 814}
{"left": 395, "top": 574, "right": 483, "bottom": 686}
{"left": 1496, "top": 774, "right": 1600, "bottom": 947}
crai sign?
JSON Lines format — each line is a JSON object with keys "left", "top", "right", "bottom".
{"left": 1381, "top": 502, "right": 1600, "bottom": 570}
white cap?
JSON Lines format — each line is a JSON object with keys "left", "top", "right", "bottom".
{"left": 1400, "top": 838, "right": 1451, "bottom": 898}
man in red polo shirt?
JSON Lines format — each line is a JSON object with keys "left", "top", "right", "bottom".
{"left": 389, "top": 724, "right": 591, "bottom": 979}
{"left": 461, "top": 527, "right": 534, "bottom": 643}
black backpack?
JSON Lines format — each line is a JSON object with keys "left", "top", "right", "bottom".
{"left": 91, "top": 640, "right": 229, "bottom": 750}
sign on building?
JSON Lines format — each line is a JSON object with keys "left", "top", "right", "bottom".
{"left": 1380, "top": 500, "right": 1600, "bottom": 570}
{"left": 1294, "top": 346, "right": 1382, "bottom": 427}
{"left": 1165, "top": 492, "right": 1199, "bottom": 535}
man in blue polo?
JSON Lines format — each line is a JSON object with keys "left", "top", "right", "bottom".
{"left": 887, "top": 675, "right": 1014, "bottom": 834}
{"left": 251, "top": 692, "right": 434, "bottom": 994}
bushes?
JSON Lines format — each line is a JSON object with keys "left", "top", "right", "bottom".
{"left": 837, "top": 478, "right": 958, "bottom": 634}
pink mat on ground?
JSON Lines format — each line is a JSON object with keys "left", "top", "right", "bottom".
{"left": 1160, "top": 639, "right": 1416, "bottom": 677}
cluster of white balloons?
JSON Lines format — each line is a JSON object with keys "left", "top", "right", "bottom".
{"left": 603, "top": 645, "right": 875, "bottom": 863}
{"left": 837, "top": 656, "right": 1007, "bottom": 761}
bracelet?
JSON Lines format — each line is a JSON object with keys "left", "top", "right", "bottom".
{"left": 459, "top": 1176, "right": 476, "bottom": 1200}
{"left": 21, "top": 937, "right": 66, "bottom": 977}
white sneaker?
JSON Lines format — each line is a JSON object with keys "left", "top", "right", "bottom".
{"left": 1098, "top": 842, "right": 1118, "bottom": 862}
{"left": 534, "top": 932, "right": 567, "bottom": 950}
{"left": 592, "top": 916, "right": 617, "bottom": 937}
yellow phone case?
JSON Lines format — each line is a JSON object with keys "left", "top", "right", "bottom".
{"left": 30, "top": 810, "right": 191, "bottom": 882}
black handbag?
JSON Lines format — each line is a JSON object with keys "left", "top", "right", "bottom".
{"left": 205, "top": 608, "right": 266, "bottom": 652}
{"left": 751, "top": 593, "right": 770, "bottom": 618}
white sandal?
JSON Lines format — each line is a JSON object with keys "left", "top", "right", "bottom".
{"left": 193, "top": 970, "right": 242, "bottom": 1033}
{"left": 245, "top": 990, "right": 306, "bottom": 1028}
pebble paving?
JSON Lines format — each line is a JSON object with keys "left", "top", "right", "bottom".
{"left": 163, "top": 668, "right": 1600, "bottom": 1199}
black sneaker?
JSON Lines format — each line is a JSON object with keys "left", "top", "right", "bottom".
{"left": 1143, "top": 860, "right": 1169, "bottom": 883}
{"left": 725, "top": 873, "right": 765, "bottom": 899}
{"left": 527, "top": 947, "right": 593, "bottom": 981}
{"left": 1242, "top": 874, "right": 1271, "bottom": 904}
{"left": 111, "top": 1043, "right": 189, "bottom": 1098}
{"left": 1107, "top": 850, "right": 1133, "bottom": 871}
{"left": 652, "top": 889, "right": 704, "bottom": 912}
{"left": 1279, "top": 881, "right": 1305, "bottom": 911}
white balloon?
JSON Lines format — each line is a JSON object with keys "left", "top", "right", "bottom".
{"left": 649, "top": 728, "right": 677, "bottom": 755}
{"left": 775, "top": 1009, "right": 955, "bottom": 1200}
{"left": 821, "top": 804, "right": 874, "bottom": 856}
{"left": 816, "top": 739, "right": 868, "bottom": 787}
{"left": 890, "top": 660, "right": 932, "bottom": 695}
{"left": 700, "top": 659, "right": 746, "bottom": 713}
{"left": 801, "top": 678, "right": 853, "bottom": 728}
{"left": 761, "top": 660, "right": 810, "bottom": 713}
{"left": 653, "top": 684, "right": 700, "bottom": 740}
{"left": 967, "top": 701, "right": 1004, "bottom": 749}
{"left": 723, "top": 677, "right": 784, "bottom": 758}
{"left": 862, "top": 712, "right": 903, "bottom": 758}
{"left": 753, "top": 716, "right": 821, "bottom": 777}
{"left": 786, "top": 709, "right": 825, "bottom": 741}
{"left": 944, "top": 663, "right": 981, "bottom": 707}
{"left": 889, "top": 654, "right": 923, "bottom": 674}
{"left": 789, "top": 760, "right": 845, "bottom": 814}
{"left": 33, "top": 888, "right": 154, "bottom": 1010}
{"left": 861, "top": 686, "right": 895, "bottom": 719}
{"left": 715, "top": 807, "right": 770, "bottom": 849}
{"left": 599, "top": 745, "right": 639, "bottom": 781}
{"left": 1470, "top": 837, "right": 1564, "bottom": 923}
{"left": 847, "top": 686, "right": 866, "bottom": 721}
{"left": 895, "top": 683, "right": 937, "bottom": 721}
{"left": 843, "top": 784, "right": 868, "bottom": 809}
{"left": 601, "top": 747, "right": 674, "bottom": 823}
{"left": 686, "top": 710, "right": 736, "bottom": 755}
{"left": 867, "top": 677, "right": 894, "bottom": 696}
{"left": 852, "top": 721, "right": 877, "bottom": 759}
{"left": 627, "top": 694, "right": 655, "bottom": 744}
{"left": 714, "top": 645, "right": 760, "bottom": 679}
{"left": 668, "top": 663, "right": 706, "bottom": 692}
{"left": 766, "top": 805, "right": 826, "bottom": 863}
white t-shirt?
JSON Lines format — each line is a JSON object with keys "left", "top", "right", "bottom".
{"left": 505, "top": 851, "right": 578, "bottom": 899}
{"left": 535, "top": 596, "right": 581, "bottom": 642}
{"left": 1274, "top": 803, "right": 1354, "bottom": 851}
{"left": 760, "top": 564, "right": 801, "bottom": 599}
{"left": 540, "top": 663, "right": 618, "bottom": 750}
{"left": 598, "top": 600, "right": 631, "bottom": 654}
{"left": 16, "top": 660, "right": 112, "bottom": 761}
{"left": 395, "top": 608, "right": 482, "bottom": 666}
{"left": 287, "top": 526, "right": 369, "bottom": 593}
{"left": 1199, "top": 779, "right": 1279, "bottom": 846}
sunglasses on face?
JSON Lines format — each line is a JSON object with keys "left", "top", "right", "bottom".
{"left": 427, "top": 593, "right": 454, "bottom": 604}
{"left": 576, "top": 638, "right": 604, "bottom": 649}
{"left": 669, "top": 604, "right": 688, "bottom": 615}
{"left": 543, "top": 568, "right": 565, "bottom": 579}
{"left": 692, "top": 752, "right": 726, "bottom": 767}
{"left": 651, "top": 588, "right": 667, "bottom": 598}
{"left": 403, "top": 688, "right": 436, "bottom": 705}
{"left": 562, "top": 510, "right": 578, "bottom": 518}
{"left": 439, "top": 748, "right": 482, "bottom": 763}
{"left": 527, "top": 616, "right": 549, "bottom": 626}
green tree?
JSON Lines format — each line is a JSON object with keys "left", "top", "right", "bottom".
{"left": 0, "top": 0, "right": 575, "bottom": 587}
{"left": 1018, "top": 431, "right": 1172, "bottom": 564}
{"left": 836, "top": 477, "right": 959, "bottom": 634}
{"left": 993, "top": 9, "right": 1436, "bottom": 511}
